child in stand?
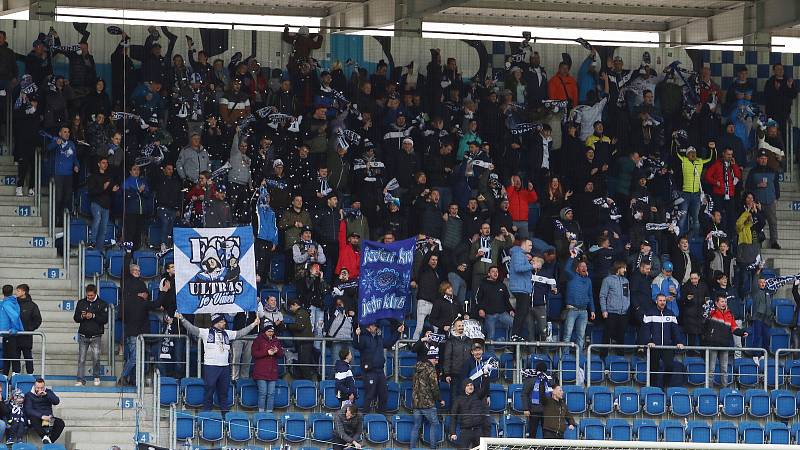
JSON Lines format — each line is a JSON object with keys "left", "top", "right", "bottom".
{"left": 6, "top": 389, "right": 27, "bottom": 444}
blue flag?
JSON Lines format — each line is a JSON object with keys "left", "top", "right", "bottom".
{"left": 357, "top": 238, "right": 415, "bottom": 324}
{"left": 174, "top": 227, "right": 257, "bottom": 314}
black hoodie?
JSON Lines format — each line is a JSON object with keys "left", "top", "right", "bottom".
{"left": 73, "top": 297, "right": 109, "bottom": 338}
{"left": 16, "top": 295, "right": 41, "bottom": 349}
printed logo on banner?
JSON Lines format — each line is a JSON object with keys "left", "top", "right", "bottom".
{"left": 174, "top": 227, "right": 257, "bottom": 314}
{"left": 358, "top": 238, "right": 415, "bottom": 324}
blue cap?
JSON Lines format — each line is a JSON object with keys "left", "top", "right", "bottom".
{"left": 663, "top": 261, "right": 673, "bottom": 272}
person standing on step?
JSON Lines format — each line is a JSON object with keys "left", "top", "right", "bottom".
{"left": 119, "top": 264, "right": 156, "bottom": 386}
{"left": 86, "top": 157, "right": 118, "bottom": 249}
{"left": 24, "top": 378, "right": 64, "bottom": 444}
{"left": 0, "top": 285, "right": 23, "bottom": 376}
{"left": 14, "top": 284, "right": 40, "bottom": 375}
{"left": 175, "top": 312, "right": 259, "bottom": 412}
{"left": 73, "top": 284, "right": 109, "bottom": 386}
{"left": 352, "top": 320, "right": 404, "bottom": 413}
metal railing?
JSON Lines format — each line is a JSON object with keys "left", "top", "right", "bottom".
{"left": 77, "top": 241, "right": 85, "bottom": 299}
{"left": 0, "top": 331, "right": 47, "bottom": 376}
{"left": 786, "top": 117, "right": 794, "bottom": 182}
{"left": 587, "top": 344, "right": 769, "bottom": 390}
{"left": 153, "top": 368, "right": 162, "bottom": 446}
{"left": 4, "top": 89, "right": 12, "bottom": 155}
{"left": 33, "top": 147, "right": 41, "bottom": 212}
{"left": 62, "top": 208, "right": 70, "bottom": 276}
{"left": 47, "top": 179, "right": 54, "bottom": 244}
{"left": 107, "top": 303, "right": 115, "bottom": 378}
{"left": 393, "top": 338, "right": 577, "bottom": 384}
{"left": 135, "top": 333, "right": 192, "bottom": 402}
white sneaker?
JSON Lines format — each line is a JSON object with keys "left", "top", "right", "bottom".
{"left": 28, "top": 188, "right": 34, "bottom": 196}
{"left": 14, "top": 186, "right": 22, "bottom": 197}
{"left": 42, "top": 436, "right": 51, "bottom": 444}
{"left": 94, "top": 377, "right": 101, "bottom": 386}
{"left": 74, "top": 380, "right": 84, "bottom": 386}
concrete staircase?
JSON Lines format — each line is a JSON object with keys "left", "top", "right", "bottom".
{"left": 0, "top": 155, "right": 161, "bottom": 449}
{"left": 756, "top": 171, "right": 800, "bottom": 290}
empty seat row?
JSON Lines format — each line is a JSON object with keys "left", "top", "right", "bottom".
{"left": 575, "top": 418, "right": 791, "bottom": 444}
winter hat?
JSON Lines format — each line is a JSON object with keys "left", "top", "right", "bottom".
{"left": 273, "top": 159, "right": 284, "bottom": 168}
{"left": 264, "top": 324, "right": 276, "bottom": 333}
{"left": 662, "top": 261, "right": 674, "bottom": 272}
{"left": 211, "top": 313, "right": 226, "bottom": 326}
{"left": 559, "top": 207, "right": 573, "bottom": 220}
{"left": 427, "top": 346, "right": 440, "bottom": 359}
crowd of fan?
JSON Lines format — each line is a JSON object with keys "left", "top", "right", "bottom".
{"left": 2, "top": 22, "right": 800, "bottom": 448}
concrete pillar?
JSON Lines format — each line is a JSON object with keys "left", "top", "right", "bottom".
{"left": 394, "top": 17, "right": 422, "bottom": 37}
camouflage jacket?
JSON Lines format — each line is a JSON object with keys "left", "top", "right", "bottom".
{"left": 412, "top": 360, "right": 440, "bottom": 409}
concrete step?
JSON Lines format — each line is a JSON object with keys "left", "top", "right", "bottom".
{"left": 0, "top": 246, "right": 58, "bottom": 257}
{"left": 0, "top": 204, "right": 40, "bottom": 216}
{"left": 67, "top": 429, "right": 142, "bottom": 450}
{"left": 0, "top": 195, "right": 43, "bottom": 206}
{"left": 0, "top": 215, "right": 45, "bottom": 226}
{"left": 0, "top": 278, "right": 74, "bottom": 289}
{"left": 0, "top": 226, "right": 50, "bottom": 236}
{"left": 0, "top": 266, "right": 68, "bottom": 280}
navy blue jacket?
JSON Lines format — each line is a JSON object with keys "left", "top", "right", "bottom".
{"left": 24, "top": 388, "right": 60, "bottom": 419}
{"left": 352, "top": 329, "right": 399, "bottom": 373}
{"left": 334, "top": 359, "right": 357, "bottom": 401}
{"left": 639, "top": 304, "right": 685, "bottom": 346}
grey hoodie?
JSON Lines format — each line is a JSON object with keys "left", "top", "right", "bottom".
{"left": 228, "top": 132, "right": 252, "bottom": 185}
{"left": 599, "top": 274, "right": 630, "bottom": 315}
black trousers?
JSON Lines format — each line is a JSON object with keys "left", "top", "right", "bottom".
{"left": 456, "top": 427, "right": 485, "bottom": 449}
{"left": 511, "top": 292, "right": 532, "bottom": 338}
{"left": 124, "top": 213, "right": 146, "bottom": 251}
{"left": 363, "top": 370, "right": 388, "bottom": 413}
{"left": 604, "top": 313, "right": 629, "bottom": 353}
{"left": 648, "top": 348, "right": 675, "bottom": 389}
{"left": 29, "top": 416, "right": 65, "bottom": 442}
{"left": 227, "top": 182, "right": 251, "bottom": 224}
{"left": 295, "top": 341, "right": 317, "bottom": 380}
{"left": 543, "top": 429, "right": 564, "bottom": 439}
{"left": 527, "top": 411, "right": 543, "bottom": 438}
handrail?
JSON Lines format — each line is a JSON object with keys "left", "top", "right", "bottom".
{"left": 136, "top": 333, "right": 191, "bottom": 402}
{"left": 4, "top": 89, "right": 11, "bottom": 155}
{"left": 588, "top": 343, "right": 769, "bottom": 390}
{"left": 787, "top": 117, "right": 794, "bottom": 182}
{"left": 107, "top": 300, "right": 115, "bottom": 377}
{"left": 154, "top": 368, "right": 161, "bottom": 445}
{"left": 478, "top": 437, "right": 800, "bottom": 450}
{"left": 0, "top": 331, "right": 46, "bottom": 376}
{"left": 34, "top": 147, "right": 41, "bottom": 212}
{"left": 47, "top": 179, "right": 54, "bottom": 244}
{"left": 168, "top": 404, "right": 176, "bottom": 450}
{"left": 77, "top": 241, "right": 84, "bottom": 299}
{"left": 63, "top": 208, "right": 70, "bottom": 276}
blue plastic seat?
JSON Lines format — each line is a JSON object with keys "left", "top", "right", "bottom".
{"left": 41, "top": 445, "right": 67, "bottom": 450}
{"left": 398, "top": 351, "right": 417, "bottom": 379}
{"left": 386, "top": 381, "right": 400, "bottom": 412}
{"left": 587, "top": 386, "right": 612, "bottom": 415}
{"left": 614, "top": 386, "right": 639, "bottom": 415}
{"left": 634, "top": 419, "right": 658, "bottom": 442}
{"left": 770, "top": 328, "right": 790, "bottom": 354}
{"left": 562, "top": 385, "right": 586, "bottom": 414}
{"left": 580, "top": 418, "right": 605, "bottom": 440}
{"left": 292, "top": 379, "right": 318, "bottom": 409}
{"left": 659, "top": 419, "right": 685, "bottom": 442}
{"left": 773, "top": 298, "right": 795, "bottom": 326}
{"left": 236, "top": 378, "right": 258, "bottom": 409}
{"left": 252, "top": 412, "right": 279, "bottom": 442}
{"left": 283, "top": 412, "right": 307, "bottom": 442}
{"left": 176, "top": 410, "right": 194, "bottom": 440}
{"left": 771, "top": 389, "right": 795, "bottom": 419}
{"left": 766, "top": 421, "right": 790, "bottom": 444}
{"left": 401, "top": 381, "right": 413, "bottom": 410}
{"left": 274, "top": 380, "right": 289, "bottom": 408}
{"left": 309, "top": 412, "right": 334, "bottom": 442}
{"left": 790, "top": 422, "right": 800, "bottom": 443}
{"left": 734, "top": 357, "right": 759, "bottom": 386}
{"left": 501, "top": 415, "right": 526, "bottom": 438}
{"left": 667, "top": 387, "right": 691, "bottom": 417}
{"left": 683, "top": 357, "right": 706, "bottom": 385}
{"left": 319, "top": 380, "right": 339, "bottom": 410}
{"left": 640, "top": 386, "right": 665, "bottom": 416}
{"left": 499, "top": 352, "right": 515, "bottom": 381}
{"left": 687, "top": 420, "right": 711, "bottom": 443}
{"left": 84, "top": 249, "right": 104, "bottom": 277}
{"left": 133, "top": 249, "right": 158, "bottom": 278}
{"left": 783, "top": 359, "right": 800, "bottom": 388}
{"left": 507, "top": 383, "right": 524, "bottom": 413}
{"left": 393, "top": 415, "right": 414, "bottom": 444}
{"left": 720, "top": 387, "right": 744, "bottom": 417}
{"left": 226, "top": 411, "right": 252, "bottom": 442}
{"left": 438, "top": 381, "right": 451, "bottom": 410}
{"left": 632, "top": 356, "right": 648, "bottom": 384}
{"left": 607, "top": 418, "right": 631, "bottom": 441}
{"left": 197, "top": 411, "right": 224, "bottom": 442}
{"left": 560, "top": 354, "right": 579, "bottom": 383}
{"left": 746, "top": 389, "right": 770, "bottom": 418}
{"left": 365, "top": 413, "right": 390, "bottom": 444}
{"left": 488, "top": 383, "right": 506, "bottom": 413}
{"left": 739, "top": 421, "right": 764, "bottom": 444}
{"left": 99, "top": 280, "right": 119, "bottom": 306}
{"left": 159, "top": 376, "right": 178, "bottom": 405}
{"left": 182, "top": 377, "right": 206, "bottom": 407}
{"left": 713, "top": 421, "right": 738, "bottom": 443}
{"left": 587, "top": 354, "right": 604, "bottom": 384}
{"left": 692, "top": 388, "right": 719, "bottom": 417}
{"left": 761, "top": 359, "right": 781, "bottom": 387}
{"left": 605, "top": 355, "right": 630, "bottom": 384}
{"left": 107, "top": 249, "right": 125, "bottom": 278}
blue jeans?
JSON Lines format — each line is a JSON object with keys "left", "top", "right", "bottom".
{"left": 257, "top": 379, "right": 276, "bottom": 412}
{"left": 484, "top": 312, "right": 514, "bottom": 348}
{"left": 448, "top": 273, "right": 467, "bottom": 305}
{"left": 561, "top": 309, "right": 588, "bottom": 354}
{"left": 411, "top": 407, "right": 440, "bottom": 449}
{"left": 90, "top": 202, "right": 109, "bottom": 246}
{"left": 121, "top": 336, "right": 137, "bottom": 378}
{"left": 679, "top": 192, "right": 701, "bottom": 237}
{"left": 751, "top": 319, "right": 769, "bottom": 354}
{"left": 157, "top": 207, "right": 177, "bottom": 246}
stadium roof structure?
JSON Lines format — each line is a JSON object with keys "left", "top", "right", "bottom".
{"left": 11, "top": 0, "right": 800, "bottom": 45}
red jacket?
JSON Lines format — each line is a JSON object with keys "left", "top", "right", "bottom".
{"left": 703, "top": 159, "right": 742, "bottom": 197}
{"left": 336, "top": 220, "right": 361, "bottom": 277}
{"left": 251, "top": 332, "right": 284, "bottom": 381}
{"left": 506, "top": 185, "right": 538, "bottom": 221}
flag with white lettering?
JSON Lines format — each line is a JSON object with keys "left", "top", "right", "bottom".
{"left": 174, "top": 227, "right": 257, "bottom": 314}
{"left": 357, "top": 238, "right": 415, "bottom": 324}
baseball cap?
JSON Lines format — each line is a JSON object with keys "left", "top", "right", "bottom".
{"left": 663, "top": 261, "right": 674, "bottom": 272}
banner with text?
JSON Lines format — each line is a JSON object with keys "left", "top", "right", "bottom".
{"left": 175, "top": 227, "right": 257, "bottom": 314}
{"left": 358, "top": 238, "right": 415, "bottom": 324}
